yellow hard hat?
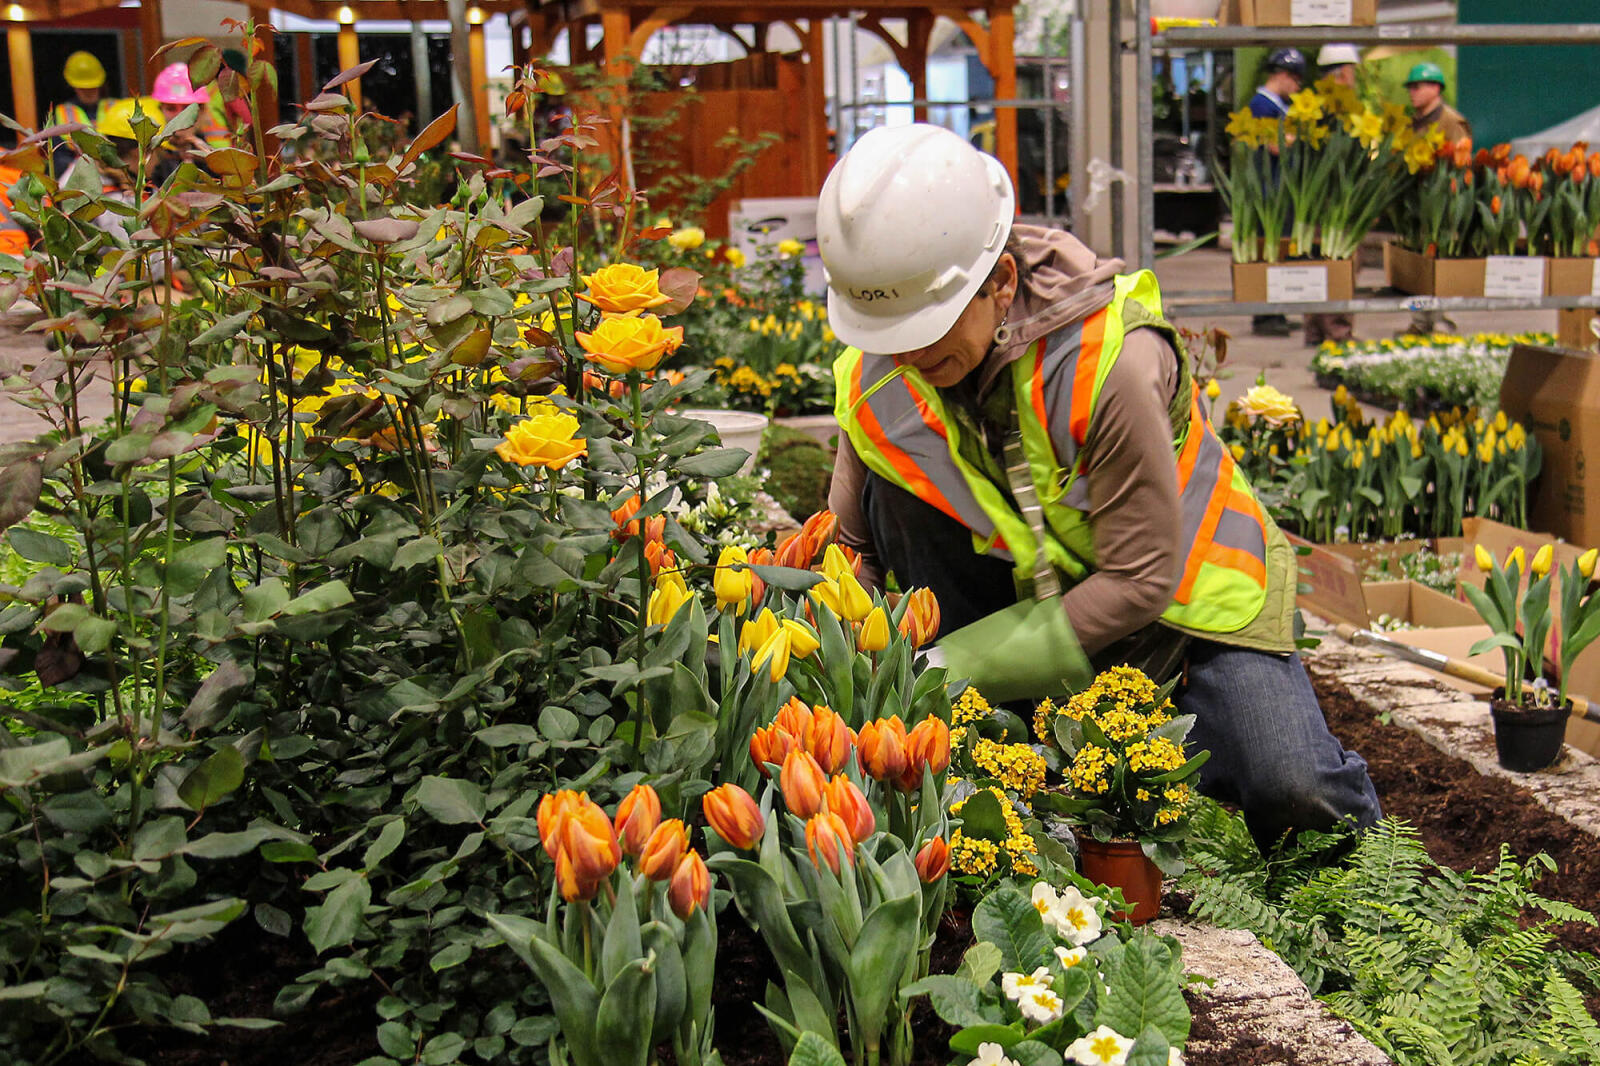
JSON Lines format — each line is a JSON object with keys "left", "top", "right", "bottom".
{"left": 97, "top": 97, "right": 162, "bottom": 142}
{"left": 64, "top": 51, "right": 107, "bottom": 91}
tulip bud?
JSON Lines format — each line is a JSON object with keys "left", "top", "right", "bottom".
{"left": 753, "top": 627, "right": 793, "bottom": 682}
{"left": 703, "top": 783, "right": 765, "bottom": 849}
{"left": 775, "top": 696, "right": 815, "bottom": 739}
{"left": 807, "top": 706, "right": 854, "bottom": 775}
{"left": 537, "top": 790, "right": 583, "bottom": 862}
{"left": 749, "top": 722, "right": 800, "bottom": 777}
{"left": 747, "top": 547, "right": 773, "bottom": 605}
{"left": 1508, "top": 546, "right": 1526, "bottom": 574}
{"left": 638, "top": 818, "right": 688, "bottom": 880}
{"left": 837, "top": 572, "right": 874, "bottom": 622}
{"left": 801, "top": 509, "right": 839, "bottom": 561}
{"left": 1204, "top": 379, "right": 1221, "bottom": 400}
{"left": 905, "top": 716, "right": 952, "bottom": 786}
{"left": 914, "top": 835, "right": 951, "bottom": 883}
{"left": 820, "top": 543, "right": 854, "bottom": 582}
{"left": 556, "top": 847, "right": 600, "bottom": 902}
{"left": 781, "top": 618, "right": 821, "bottom": 659}
{"left": 1580, "top": 548, "right": 1598, "bottom": 579}
{"left": 780, "top": 750, "right": 828, "bottom": 819}
{"left": 774, "top": 529, "right": 811, "bottom": 569}
{"left": 739, "top": 607, "right": 780, "bottom": 656}
{"left": 643, "top": 514, "right": 666, "bottom": 545}
{"left": 823, "top": 775, "right": 875, "bottom": 843}
{"left": 613, "top": 784, "right": 662, "bottom": 857}
{"left": 714, "top": 545, "right": 754, "bottom": 615}
{"left": 668, "top": 850, "right": 712, "bottom": 919}
{"left": 1475, "top": 544, "right": 1495, "bottom": 573}
{"left": 809, "top": 579, "right": 844, "bottom": 618}
{"left": 561, "top": 797, "right": 623, "bottom": 886}
{"left": 857, "top": 716, "right": 909, "bottom": 783}
{"left": 611, "top": 494, "right": 642, "bottom": 540}
{"left": 857, "top": 606, "right": 892, "bottom": 652}
{"left": 1531, "top": 543, "right": 1554, "bottom": 578}
{"left": 804, "top": 811, "right": 856, "bottom": 874}
{"left": 898, "top": 587, "right": 941, "bottom": 648}
{"left": 643, "top": 539, "right": 676, "bottom": 580}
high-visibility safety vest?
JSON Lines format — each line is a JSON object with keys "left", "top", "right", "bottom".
{"left": 48, "top": 99, "right": 112, "bottom": 130}
{"left": 0, "top": 165, "right": 28, "bottom": 257}
{"left": 834, "top": 270, "right": 1271, "bottom": 636}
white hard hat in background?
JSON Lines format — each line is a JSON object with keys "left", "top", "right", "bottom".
{"left": 817, "top": 124, "right": 1015, "bottom": 354}
{"left": 1317, "top": 44, "right": 1363, "bottom": 68}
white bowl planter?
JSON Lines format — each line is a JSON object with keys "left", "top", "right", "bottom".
{"left": 677, "top": 409, "right": 769, "bottom": 475}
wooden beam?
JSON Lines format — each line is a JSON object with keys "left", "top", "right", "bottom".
{"left": 987, "top": 4, "right": 1017, "bottom": 201}
{"left": 138, "top": 0, "right": 163, "bottom": 94}
{"left": 7, "top": 26, "right": 37, "bottom": 132}
{"left": 802, "top": 17, "right": 827, "bottom": 189}
{"left": 906, "top": 11, "right": 930, "bottom": 122}
{"left": 338, "top": 23, "right": 361, "bottom": 106}
{"left": 601, "top": 8, "right": 633, "bottom": 187}
{"left": 469, "top": 21, "right": 491, "bottom": 152}
{"left": 628, "top": 4, "right": 693, "bottom": 56}
{"left": 295, "top": 30, "right": 315, "bottom": 106}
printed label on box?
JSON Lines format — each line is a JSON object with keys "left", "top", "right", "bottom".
{"left": 1590, "top": 260, "right": 1600, "bottom": 299}
{"left": 1265, "top": 265, "right": 1328, "bottom": 303}
{"left": 1484, "top": 256, "right": 1546, "bottom": 299}
{"left": 1291, "top": 0, "right": 1353, "bottom": 24}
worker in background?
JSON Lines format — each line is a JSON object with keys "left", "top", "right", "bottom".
{"left": 150, "top": 64, "right": 225, "bottom": 184}
{"left": 0, "top": 164, "right": 29, "bottom": 257}
{"left": 1304, "top": 44, "right": 1364, "bottom": 348}
{"left": 1246, "top": 48, "right": 1305, "bottom": 339}
{"left": 1405, "top": 62, "right": 1471, "bottom": 336}
{"left": 820, "top": 124, "right": 1382, "bottom": 853}
{"left": 48, "top": 52, "right": 114, "bottom": 176}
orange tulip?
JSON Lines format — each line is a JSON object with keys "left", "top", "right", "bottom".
{"left": 1475, "top": 147, "right": 1491, "bottom": 169}
{"left": 807, "top": 706, "right": 854, "bottom": 775}
{"left": 857, "top": 716, "right": 909, "bottom": 783}
{"left": 914, "top": 836, "right": 951, "bottom": 883}
{"left": 749, "top": 722, "right": 800, "bottom": 777}
{"left": 703, "top": 783, "right": 765, "bottom": 849}
{"left": 823, "top": 775, "right": 875, "bottom": 843}
{"left": 556, "top": 847, "right": 599, "bottom": 901}
{"left": 1508, "top": 155, "right": 1531, "bottom": 188}
{"left": 1492, "top": 143, "right": 1511, "bottom": 165}
{"left": 780, "top": 750, "right": 828, "bottom": 819}
{"left": 775, "top": 696, "right": 816, "bottom": 740}
{"left": 905, "top": 716, "right": 952, "bottom": 786}
{"left": 747, "top": 546, "right": 773, "bottom": 605}
{"left": 1590, "top": 152, "right": 1600, "bottom": 180}
{"left": 1491, "top": 194, "right": 1502, "bottom": 215}
{"left": 537, "top": 790, "right": 583, "bottom": 862}
{"left": 614, "top": 784, "right": 661, "bottom": 857}
{"left": 898, "top": 588, "right": 941, "bottom": 648}
{"left": 668, "top": 850, "right": 712, "bottom": 919}
{"left": 804, "top": 811, "right": 856, "bottom": 874}
{"left": 774, "top": 529, "right": 811, "bottom": 569}
{"left": 611, "top": 495, "right": 642, "bottom": 540}
{"left": 1530, "top": 171, "right": 1545, "bottom": 197}
{"left": 644, "top": 539, "right": 676, "bottom": 579}
{"left": 560, "top": 797, "right": 622, "bottom": 886}
{"left": 1452, "top": 137, "right": 1472, "bottom": 169}
{"left": 643, "top": 515, "right": 666, "bottom": 544}
{"left": 800, "top": 509, "right": 838, "bottom": 559}
{"left": 638, "top": 818, "right": 689, "bottom": 880}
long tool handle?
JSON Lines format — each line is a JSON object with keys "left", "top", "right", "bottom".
{"left": 1332, "top": 624, "right": 1600, "bottom": 724}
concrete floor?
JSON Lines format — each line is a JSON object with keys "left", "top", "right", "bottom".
{"left": 0, "top": 247, "right": 1572, "bottom": 446}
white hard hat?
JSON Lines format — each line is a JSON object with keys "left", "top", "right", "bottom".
{"left": 1317, "top": 44, "right": 1362, "bottom": 68}
{"left": 817, "top": 124, "right": 1015, "bottom": 354}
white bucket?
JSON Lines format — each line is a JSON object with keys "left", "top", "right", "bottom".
{"left": 678, "top": 409, "right": 769, "bottom": 475}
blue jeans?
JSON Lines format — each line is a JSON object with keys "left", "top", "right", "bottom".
{"left": 1179, "top": 640, "right": 1382, "bottom": 853}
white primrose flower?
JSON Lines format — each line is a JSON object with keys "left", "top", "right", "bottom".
{"left": 1000, "top": 966, "right": 1054, "bottom": 1002}
{"left": 1048, "top": 885, "right": 1104, "bottom": 946}
{"left": 1168, "top": 1049, "right": 1187, "bottom": 1066}
{"left": 1054, "top": 945, "right": 1087, "bottom": 968}
{"left": 1031, "top": 882, "right": 1061, "bottom": 919}
{"left": 1064, "top": 1025, "right": 1134, "bottom": 1066}
{"left": 1018, "top": 987, "right": 1064, "bottom": 1025}
{"left": 967, "top": 1042, "right": 1020, "bottom": 1066}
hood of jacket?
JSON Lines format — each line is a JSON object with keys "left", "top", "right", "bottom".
{"left": 976, "top": 224, "right": 1124, "bottom": 398}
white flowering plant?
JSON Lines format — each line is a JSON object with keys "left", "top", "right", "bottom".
{"left": 901, "top": 877, "right": 1189, "bottom": 1066}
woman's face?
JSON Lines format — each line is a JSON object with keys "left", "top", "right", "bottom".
{"left": 890, "top": 254, "right": 1018, "bottom": 388}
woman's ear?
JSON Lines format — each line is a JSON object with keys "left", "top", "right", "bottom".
{"left": 994, "top": 253, "right": 1019, "bottom": 315}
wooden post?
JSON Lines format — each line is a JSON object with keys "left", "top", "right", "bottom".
{"left": 989, "top": 4, "right": 1019, "bottom": 201}
{"left": 907, "top": 13, "right": 932, "bottom": 123}
{"left": 248, "top": 6, "right": 279, "bottom": 140}
{"left": 7, "top": 26, "right": 36, "bottom": 131}
{"left": 295, "top": 31, "right": 315, "bottom": 106}
{"left": 803, "top": 19, "right": 828, "bottom": 190}
{"left": 468, "top": 17, "right": 491, "bottom": 154}
{"left": 338, "top": 22, "right": 361, "bottom": 106}
{"left": 138, "top": 0, "right": 164, "bottom": 93}
{"left": 601, "top": 9, "right": 633, "bottom": 188}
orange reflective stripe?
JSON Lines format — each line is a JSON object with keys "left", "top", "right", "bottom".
{"left": 908, "top": 385, "right": 950, "bottom": 440}
{"left": 851, "top": 361, "right": 968, "bottom": 528}
{"left": 1068, "top": 310, "right": 1108, "bottom": 446}
{"left": 1228, "top": 486, "right": 1264, "bottom": 524}
{"left": 1205, "top": 541, "right": 1267, "bottom": 588}
{"left": 1029, "top": 343, "right": 1048, "bottom": 429}
{"left": 1174, "top": 449, "right": 1238, "bottom": 603}
{"left": 1174, "top": 385, "right": 1204, "bottom": 487}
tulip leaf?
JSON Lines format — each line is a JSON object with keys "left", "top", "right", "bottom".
{"left": 641, "top": 921, "right": 687, "bottom": 1042}
{"left": 786, "top": 1032, "right": 849, "bottom": 1066}
{"left": 486, "top": 914, "right": 601, "bottom": 1066}
{"left": 595, "top": 958, "right": 657, "bottom": 1066}
{"left": 847, "top": 893, "right": 919, "bottom": 1053}
{"left": 900, "top": 974, "right": 990, "bottom": 1028}
{"left": 747, "top": 564, "right": 826, "bottom": 592}
{"left": 972, "top": 884, "right": 1053, "bottom": 975}
{"left": 682, "top": 907, "right": 717, "bottom": 1028}
{"left": 707, "top": 858, "right": 820, "bottom": 990}
{"left": 781, "top": 968, "right": 837, "bottom": 1045}
{"left": 601, "top": 873, "right": 643, "bottom": 985}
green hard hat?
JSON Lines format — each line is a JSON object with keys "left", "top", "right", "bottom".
{"left": 1405, "top": 61, "right": 1446, "bottom": 86}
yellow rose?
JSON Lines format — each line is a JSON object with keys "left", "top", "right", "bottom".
{"left": 1236, "top": 384, "right": 1300, "bottom": 428}
{"left": 578, "top": 263, "right": 670, "bottom": 313}
{"left": 576, "top": 311, "right": 682, "bottom": 375}
{"left": 725, "top": 247, "right": 746, "bottom": 269}
{"left": 777, "top": 237, "right": 804, "bottom": 257}
{"left": 494, "top": 411, "right": 586, "bottom": 469}
{"left": 1204, "top": 379, "right": 1221, "bottom": 400}
{"left": 668, "top": 227, "right": 706, "bottom": 252}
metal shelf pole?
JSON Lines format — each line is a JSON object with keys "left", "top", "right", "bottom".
{"left": 1136, "top": 0, "right": 1154, "bottom": 271}
{"left": 1155, "top": 23, "right": 1600, "bottom": 48}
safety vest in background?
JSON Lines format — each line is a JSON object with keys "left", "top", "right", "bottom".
{"left": 48, "top": 98, "right": 113, "bottom": 131}
{"left": 834, "top": 270, "right": 1272, "bottom": 636}
{"left": 0, "top": 165, "right": 29, "bottom": 257}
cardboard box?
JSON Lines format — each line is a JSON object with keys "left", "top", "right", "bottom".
{"left": 1558, "top": 308, "right": 1598, "bottom": 350}
{"left": 1385, "top": 243, "right": 1550, "bottom": 299}
{"left": 1286, "top": 533, "right": 1369, "bottom": 628}
{"left": 1499, "top": 344, "right": 1600, "bottom": 547}
{"left": 1362, "top": 580, "right": 1481, "bottom": 628}
{"left": 1547, "top": 257, "right": 1599, "bottom": 298}
{"left": 1321, "top": 537, "right": 1466, "bottom": 579}
{"left": 1240, "top": 0, "right": 1376, "bottom": 25}
{"left": 1232, "top": 259, "right": 1355, "bottom": 304}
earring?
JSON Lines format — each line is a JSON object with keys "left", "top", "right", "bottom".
{"left": 992, "top": 322, "right": 1012, "bottom": 346}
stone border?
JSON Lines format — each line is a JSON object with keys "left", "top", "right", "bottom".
{"left": 1155, "top": 920, "right": 1392, "bottom": 1065}
{"left": 1304, "top": 628, "right": 1600, "bottom": 841}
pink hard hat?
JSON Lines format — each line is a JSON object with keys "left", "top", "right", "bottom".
{"left": 152, "top": 63, "right": 210, "bottom": 105}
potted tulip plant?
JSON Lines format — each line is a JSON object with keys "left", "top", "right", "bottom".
{"left": 1033, "top": 667, "right": 1209, "bottom": 924}
{"left": 1465, "top": 544, "right": 1600, "bottom": 771}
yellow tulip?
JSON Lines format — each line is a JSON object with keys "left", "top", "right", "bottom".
{"left": 809, "top": 579, "right": 843, "bottom": 618}
{"left": 739, "top": 608, "right": 780, "bottom": 656}
{"left": 1204, "top": 379, "right": 1221, "bottom": 400}
{"left": 836, "top": 572, "right": 873, "bottom": 622}
{"left": 1531, "top": 544, "right": 1553, "bottom": 577}
{"left": 1475, "top": 544, "right": 1495, "bottom": 573}
{"left": 857, "top": 606, "right": 891, "bottom": 652}
{"left": 820, "top": 544, "right": 854, "bottom": 582}
{"left": 781, "top": 618, "right": 821, "bottom": 659}
{"left": 1579, "top": 548, "right": 1597, "bottom": 579}
{"left": 1508, "top": 546, "right": 1526, "bottom": 574}
{"left": 1493, "top": 410, "right": 1507, "bottom": 433}
{"left": 714, "top": 545, "right": 753, "bottom": 614}
{"left": 753, "top": 627, "right": 792, "bottom": 682}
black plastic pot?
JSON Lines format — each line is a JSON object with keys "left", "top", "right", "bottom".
{"left": 1489, "top": 697, "right": 1569, "bottom": 773}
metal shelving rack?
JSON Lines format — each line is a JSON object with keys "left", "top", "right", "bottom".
{"left": 1124, "top": 1, "right": 1600, "bottom": 318}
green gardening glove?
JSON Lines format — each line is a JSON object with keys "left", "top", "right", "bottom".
{"left": 937, "top": 597, "right": 1092, "bottom": 705}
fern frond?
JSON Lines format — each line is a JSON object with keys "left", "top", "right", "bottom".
{"left": 1378, "top": 1012, "right": 1459, "bottom": 1066}
{"left": 1534, "top": 970, "right": 1600, "bottom": 1061}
